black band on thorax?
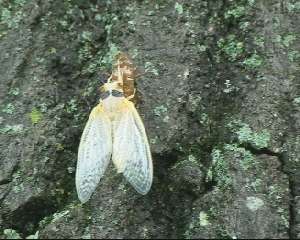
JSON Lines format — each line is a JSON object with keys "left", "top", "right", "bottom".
{"left": 111, "top": 90, "right": 124, "bottom": 97}
{"left": 100, "top": 90, "right": 124, "bottom": 100}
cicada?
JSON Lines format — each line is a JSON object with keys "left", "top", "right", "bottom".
{"left": 75, "top": 53, "right": 153, "bottom": 203}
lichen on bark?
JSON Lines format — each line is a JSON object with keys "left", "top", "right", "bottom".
{"left": 0, "top": 0, "right": 299, "bottom": 239}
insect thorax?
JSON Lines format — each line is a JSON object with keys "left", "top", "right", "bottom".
{"left": 99, "top": 82, "right": 124, "bottom": 100}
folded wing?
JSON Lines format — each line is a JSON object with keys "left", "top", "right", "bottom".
{"left": 76, "top": 104, "right": 112, "bottom": 203}
{"left": 112, "top": 100, "right": 153, "bottom": 194}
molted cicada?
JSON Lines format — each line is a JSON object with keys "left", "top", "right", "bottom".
{"left": 75, "top": 53, "right": 153, "bottom": 203}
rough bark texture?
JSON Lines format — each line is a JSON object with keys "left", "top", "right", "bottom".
{"left": 0, "top": 0, "right": 299, "bottom": 239}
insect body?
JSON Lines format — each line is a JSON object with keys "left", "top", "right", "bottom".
{"left": 76, "top": 54, "right": 153, "bottom": 203}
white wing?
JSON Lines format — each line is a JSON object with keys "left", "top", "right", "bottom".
{"left": 76, "top": 104, "right": 112, "bottom": 203}
{"left": 112, "top": 99, "right": 153, "bottom": 195}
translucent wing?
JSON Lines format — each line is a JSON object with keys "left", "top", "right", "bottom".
{"left": 112, "top": 99, "right": 153, "bottom": 194}
{"left": 76, "top": 104, "right": 112, "bottom": 203}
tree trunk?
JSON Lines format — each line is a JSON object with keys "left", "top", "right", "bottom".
{"left": 0, "top": 0, "right": 299, "bottom": 238}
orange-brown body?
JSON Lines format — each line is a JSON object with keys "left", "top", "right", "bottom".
{"left": 110, "top": 53, "right": 137, "bottom": 101}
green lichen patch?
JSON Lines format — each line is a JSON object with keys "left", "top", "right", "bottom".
{"left": 9, "top": 87, "right": 20, "bottom": 96}
{"left": 224, "top": 144, "right": 255, "bottom": 171}
{"left": 174, "top": 2, "right": 184, "bottom": 15}
{"left": 198, "top": 211, "right": 210, "bottom": 227}
{"left": 0, "top": 0, "right": 26, "bottom": 30}
{"left": 209, "top": 143, "right": 257, "bottom": 189}
{"left": 228, "top": 120, "right": 271, "bottom": 149}
{"left": 245, "top": 196, "right": 264, "bottom": 211}
{"left": 243, "top": 53, "right": 263, "bottom": 69}
{"left": 29, "top": 108, "right": 43, "bottom": 125}
{"left": 224, "top": 0, "right": 256, "bottom": 21}
{"left": 293, "top": 97, "right": 300, "bottom": 105}
{"left": 274, "top": 34, "right": 297, "bottom": 49}
{"left": 144, "top": 61, "right": 159, "bottom": 76}
{"left": 3, "top": 229, "right": 21, "bottom": 239}
{"left": 153, "top": 105, "right": 167, "bottom": 115}
{"left": 225, "top": 6, "right": 246, "bottom": 19}
{"left": 25, "top": 231, "right": 39, "bottom": 239}
{"left": 287, "top": 2, "right": 300, "bottom": 12}
{"left": 2, "top": 103, "right": 15, "bottom": 114}
{"left": 254, "top": 36, "right": 265, "bottom": 48}
{"left": 217, "top": 35, "right": 244, "bottom": 61}
{"left": 0, "top": 124, "right": 24, "bottom": 134}
{"left": 100, "top": 43, "right": 120, "bottom": 69}
{"left": 209, "top": 148, "right": 232, "bottom": 189}
{"left": 288, "top": 50, "right": 300, "bottom": 62}
{"left": 282, "top": 34, "right": 297, "bottom": 48}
